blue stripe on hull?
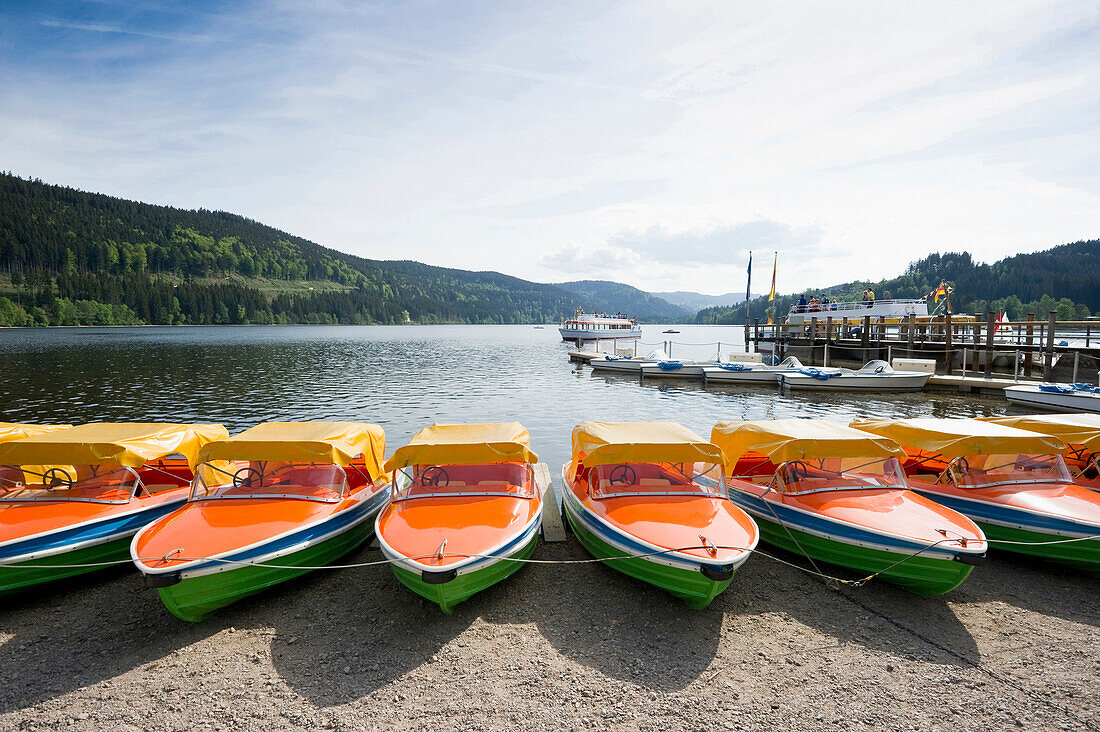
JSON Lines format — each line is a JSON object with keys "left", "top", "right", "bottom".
{"left": 909, "top": 489, "right": 1099, "bottom": 537}
{"left": 174, "top": 490, "right": 389, "bottom": 576}
{"left": 0, "top": 500, "right": 186, "bottom": 562}
{"left": 728, "top": 490, "right": 959, "bottom": 559}
{"left": 562, "top": 488, "right": 743, "bottom": 573}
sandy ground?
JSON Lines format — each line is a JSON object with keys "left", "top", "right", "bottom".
{"left": 0, "top": 536, "right": 1097, "bottom": 731}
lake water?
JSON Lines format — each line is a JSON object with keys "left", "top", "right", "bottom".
{"left": 0, "top": 324, "right": 1010, "bottom": 470}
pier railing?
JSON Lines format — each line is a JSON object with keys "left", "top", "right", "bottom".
{"left": 747, "top": 311, "right": 1099, "bottom": 381}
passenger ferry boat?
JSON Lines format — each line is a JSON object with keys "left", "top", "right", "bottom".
{"left": 558, "top": 310, "right": 642, "bottom": 342}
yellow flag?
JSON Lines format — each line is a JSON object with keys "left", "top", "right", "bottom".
{"left": 768, "top": 252, "right": 777, "bottom": 302}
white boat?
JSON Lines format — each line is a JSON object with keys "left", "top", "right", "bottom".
{"left": 1004, "top": 384, "right": 1100, "bottom": 413}
{"left": 778, "top": 360, "right": 930, "bottom": 392}
{"left": 785, "top": 298, "right": 928, "bottom": 326}
{"left": 559, "top": 311, "right": 642, "bottom": 342}
{"left": 701, "top": 356, "right": 805, "bottom": 384}
{"left": 639, "top": 360, "right": 712, "bottom": 379}
{"left": 590, "top": 348, "right": 669, "bottom": 375}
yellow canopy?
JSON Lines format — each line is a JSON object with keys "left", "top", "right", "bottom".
{"left": 978, "top": 414, "right": 1100, "bottom": 451}
{"left": 851, "top": 418, "right": 1065, "bottom": 458}
{"left": 0, "top": 423, "right": 73, "bottom": 444}
{"left": 0, "top": 423, "right": 229, "bottom": 471}
{"left": 711, "top": 419, "right": 904, "bottom": 470}
{"left": 569, "top": 421, "right": 725, "bottom": 479}
{"left": 384, "top": 423, "right": 538, "bottom": 471}
{"left": 198, "top": 421, "right": 386, "bottom": 476}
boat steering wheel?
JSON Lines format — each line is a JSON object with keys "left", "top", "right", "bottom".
{"left": 421, "top": 466, "right": 450, "bottom": 487}
{"left": 608, "top": 464, "right": 636, "bottom": 486}
{"left": 232, "top": 467, "right": 263, "bottom": 489}
{"left": 42, "top": 467, "right": 74, "bottom": 489}
{"left": 787, "top": 460, "right": 810, "bottom": 481}
{"left": 948, "top": 457, "right": 970, "bottom": 481}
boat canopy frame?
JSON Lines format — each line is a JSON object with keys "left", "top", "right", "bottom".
{"left": 190, "top": 459, "right": 365, "bottom": 504}
{"left": 0, "top": 463, "right": 151, "bottom": 504}
{"left": 585, "top": 460, "right": 729, "bottom": 501}
{"left": 761, "top": 457, "right": 909, "bottom": 497}
{"left": 389, "top": 462, "right": 537, "bottom": 503}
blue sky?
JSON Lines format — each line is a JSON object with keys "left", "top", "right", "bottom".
{"left": 1, "top": 1, "right": 1097, "bottom": 294}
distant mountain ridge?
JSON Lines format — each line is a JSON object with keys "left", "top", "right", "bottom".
{"left": 553, "top": 280, "right": 691, "bottom": 321}
{"left": 649, "top": 290, "right": 745, "bottom": 313}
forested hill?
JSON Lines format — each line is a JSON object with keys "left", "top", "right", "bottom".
{"left": 0, "top": 173, "right": 676, "bottom": 326}
{"left": 554, "top": 281, "right": 689, "bottom": 321}
{"left": 696, "top": 241, "right": 1100, "bottom": 325}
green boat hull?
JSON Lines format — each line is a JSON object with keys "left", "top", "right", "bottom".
{"left": 0, "top": 535, "right": 132, "bottom": 596}
{"left": 977, "top": 521, "right": 1100, "bottom": 575}
{"left": 752, "top": 515, "right": 975, "bottom": 596}
{"left": 563, "top": 505, "right": 734, "bottom": 610}
{"left": 390, "top": 532, "right": 538, "bottom": 615}
{"left": 157, "top": 515, "right": 376, "bottom": 622}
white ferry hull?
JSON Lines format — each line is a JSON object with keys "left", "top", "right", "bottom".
{"left": 559, "top": 327, "right": 642, "bottom": 341}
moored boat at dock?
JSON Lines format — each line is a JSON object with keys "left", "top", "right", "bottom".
{"left": 778, "top": 360, "right": 931, "bottom": 392}
{"left": 0, "top": 423, "right": 227, "bottom": 595}
{"left": 561, "top": 421, "right": 758, "bottom": 609}
{"left": 852, "top": 418, "right": 1100, "bottom": 574}
{"left": 1003, "top": 383, "right": 1100, "bottom": 413}
{"left": 711, "top": 419, "right": 986, "bottom": 595}
{"left": 132, "top": 422, "right": 389, "bottom": 621}
{"left": 376, "top": 423, "right": 542, "bottom": 614}
{"left": 701, "top": 356, "right": 804, "bottom": 384}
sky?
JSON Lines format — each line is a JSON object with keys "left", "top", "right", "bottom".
{"left": 1, "top": 1, "right": 1098, "bottom": 296}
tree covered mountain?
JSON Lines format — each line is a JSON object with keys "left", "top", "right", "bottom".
{"left": 0, "top": 173, "right": 672, "bottom": 326}
{"left": 553, "top": 281, "right": 689, "bottom": 321}
{"left": 649, "top": 290, "right": 745, "bottom": 314}
{"left": 696, "top": 241, "right": 1099, "bottom": 325}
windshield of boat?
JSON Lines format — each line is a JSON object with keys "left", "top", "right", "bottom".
{"left": 946, "top": 453, "right": 1072, "bottom": 489}
{"left": 191, "top": 461, "right": 349, "bottom": 502}
{"left": 587, "top": 461, "right": 727, "bottom": 499}
{"left": 0, "top": 464, "right": 144, "bottom": 504}
{"left": 391, "top": 462, "right": 534, "bottom": 501}
{"left": 771, "top": 457, "right": 907, "bottom": 495}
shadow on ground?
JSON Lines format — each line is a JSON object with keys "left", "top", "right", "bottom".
{"left": 0, "top": 565, "right": 225, "bottom": 713}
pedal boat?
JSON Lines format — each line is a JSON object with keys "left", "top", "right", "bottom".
{"left": 980, "top": 414, "right": 1100, "bottom": 492}
{"left": 711, "top": 419, "right": 986, "bottom": 595}
{"left": 853, "top": 418, "right": 1100, "bottom": 574}
{"left": 778, "top": 360, "right": 930, "bottom": 392}
{"left": 0, "top": 423, "right": 227, "bottom": 595}
{"left": 701, "top": 356, "right": 803, "bottom": 385}
{"left": 376, "top": 423, "right": 543, "bottom": 614}
{"left": 561, "top": 421, "right": 758, "bottom": 609}
{"left": 131, "top": 422, "right": 389, "bottom": 621}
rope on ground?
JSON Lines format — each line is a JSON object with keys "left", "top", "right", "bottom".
{"left": 3, "top": 533, "right": 1096, "bottom": 578}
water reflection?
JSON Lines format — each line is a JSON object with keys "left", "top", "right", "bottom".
{"left": 0, "top": 324, "right": 1007, "bottom": 469}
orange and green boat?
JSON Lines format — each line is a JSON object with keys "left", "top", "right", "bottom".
{"left": 853, "top": 418, "right": 1100, "bottom": 574}
{"left": 980, "top": 413, "right": 1100, "bottom": 492}
{"left": 376, "top": 423, "right": 542, "bottom": 614}
{"left": 561, "top": 421, "right": 758, "bottom": 609}
{"left": 0, "top": 423, "right": 227, "bottom": 595}
{"left": 132, "top": 422, "right": 389, "bottom": 621}
{"left": 712, "top": 419, "right": 986, "bottom": 595}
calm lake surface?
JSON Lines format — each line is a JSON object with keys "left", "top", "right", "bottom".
{"left": 0, "top": 324, "right": 1011, "bottom": 470}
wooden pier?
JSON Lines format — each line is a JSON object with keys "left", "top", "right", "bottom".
{"left": 747, "top": 311, "right": 1099, "bottom": 384}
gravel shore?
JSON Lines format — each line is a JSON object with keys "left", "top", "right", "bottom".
{"left": 1, "top": 537, "right": 1097, "bottom": 731}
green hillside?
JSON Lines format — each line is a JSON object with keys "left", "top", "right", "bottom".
{"left": 0, "top": 174, "right": 653, "bottom": 326}
{"left": 697, "top": 243, "right": 1099, "bottom": 325}
{"left": 554, "top": 281, "right": 690, "bottom": 321}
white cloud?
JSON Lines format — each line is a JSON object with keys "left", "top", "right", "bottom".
{"left": 1, "top": 0, "right": 1098, "bottom": 295}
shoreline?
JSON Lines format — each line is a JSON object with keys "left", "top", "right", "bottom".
{"left": 0, "top": 540, "right": 1096, "bottom": 730}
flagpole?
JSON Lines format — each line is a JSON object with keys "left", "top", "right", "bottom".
{"left": 746, "top": 251, "right": 752, "bottom": 322}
